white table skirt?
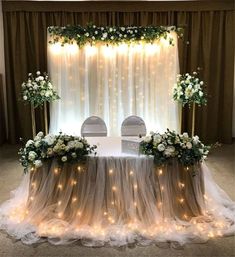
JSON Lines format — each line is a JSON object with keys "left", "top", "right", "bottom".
{"left": 0, "top": 138, "right": 234, "bottom": 247}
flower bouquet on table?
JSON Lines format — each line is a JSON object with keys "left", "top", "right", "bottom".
{"left": 21, "top": 71, "right": 60, "bottom": 136}
{"left": 19, "top": 132, "right": 97, "bottom": 173}
{"left": 141, "top": 129, "right": 210, "bottom": 167}
{"left": 173, "top": 71, "right": 207, "bottom": 136}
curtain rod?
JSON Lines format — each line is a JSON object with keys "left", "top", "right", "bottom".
{"left": 2, "top": 1, "right": 234, "bottom": 12}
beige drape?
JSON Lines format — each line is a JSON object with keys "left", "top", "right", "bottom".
{"left": 2, "top": 1, "right": 234, "bottom": 144}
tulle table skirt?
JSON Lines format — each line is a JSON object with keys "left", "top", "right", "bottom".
{"left": 0, "top": 156, "right": 234, "bottom": 247}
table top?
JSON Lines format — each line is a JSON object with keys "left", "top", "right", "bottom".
{"left": 86, "top": 136, "right": 144, "bottom": 157}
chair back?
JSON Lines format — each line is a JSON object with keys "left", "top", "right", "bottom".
{"left": 121, "top": 115, "right": 146, "bottom": 137}
{"left": 81, "top": 116, "right": 107, "bottom": 137}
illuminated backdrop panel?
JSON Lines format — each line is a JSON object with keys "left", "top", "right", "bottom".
{"left": 48, "top": 32, "right": 180, "bottom": 136}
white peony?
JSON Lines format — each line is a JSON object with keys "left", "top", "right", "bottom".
{"left": 34, "top": 160, "right": 42, "bottom": 168}
{"left": 157, "top": 144, "right": 165, "bottom": 152}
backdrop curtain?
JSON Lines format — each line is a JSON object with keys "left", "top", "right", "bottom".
{"left": 2, "top": 1, "right": 234, "bottom": 144}
{"left": 48, "top": 33, "right": 180, "bottom": 136}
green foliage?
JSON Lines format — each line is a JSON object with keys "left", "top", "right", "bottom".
{"left": 48, "top": 24, "right": 183, "bottom": 47}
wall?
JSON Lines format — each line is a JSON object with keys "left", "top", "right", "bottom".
{"left": 0, "top": 0, "right": 7, "bottom": 136}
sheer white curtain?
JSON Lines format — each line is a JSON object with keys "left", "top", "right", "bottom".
{"left": 48, "top": 32, "right": 180, "bottom": 136}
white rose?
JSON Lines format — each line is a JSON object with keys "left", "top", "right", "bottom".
{"left": 144, "top": 136, "right": 151, "bottom": 143}
{"left": 34, "top": 141, "right": 41, "bottom": 148}
{"left": 157, "top": 144, "right": 165, "bottom": 152}
{"left": 43, "top": 134, "right": 55, "bottom": 145}
{"left": 34, "top": 160, "right": 42, "bottom": 168}
{"left": 102, "top": 32, "right": 108, "bottom": 39}
{"left": 36, "top": 71, "right": 41, "bottom": 76}
{"left": 61, "top": 156, "right": 67, "bottom": 162}
{"left": 75, "top": 142, "right": 84, "bottom": 149}
{"left": 23, "top": 95, "right": 28, "bottom": 100}
{"left": 186, "top": 142, "right": 192, "bottom": 149}
{"left": 71, "top": 152, "right": 77, "bottom": 158}
{"left": 153, "top": 134, "right": 162, "bottom": 144}
{"left": 26, "top": 140, "right": 34, "bottom": 148}
{"left": 193, "top": 135, "right": 199, "bottom": 144}
{"left": 182, "top": 132, "right": 188, "bottom": 138}
{"left": 200, "top": 81, "right": 204, "bottom": 85}
{"left": 121, "top": 27, "right": 125, "bottom": 31}
{"left": 28, "top": 151, "right": 37, "bottom": 161}
{"left": 45, "top": 91, "right": 50, "bottom": 97}
{"left": 28, "top": 73, "right": 32, "bottom": 76}
{"left": 22, "top": 83, "right": 26, "bottom": 89}
{"left": 85, "top": 32, "right": 89, "bottom": 37}
{"left": 38, "top": 76, "right": 44, "bottom": 81}
{"left": 37, "top": 131, "right": 43, "bottom": 137}
{"left": 199, "top": 91, "right": 203, "bottom": 97}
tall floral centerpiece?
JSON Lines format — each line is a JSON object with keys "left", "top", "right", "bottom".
{"left": 21, "top": 71, "right": 60, "bottom": 137}
{"left": 173, "top": 71, "right": 207, "bottom": 136}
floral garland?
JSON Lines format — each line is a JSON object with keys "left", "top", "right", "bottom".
{"left": 21, "top": 71, "right": 60, "bottom": 108}
{"left": 173, "top": 71, "right": 207, "bottom": 106}
{"left": 48, "top": 24, "right": 183, "bottom": 47}
{"left": 19, "top": 132, "right": 97, "bottom": 173}
{"left": 141, "top": 129, "right": 210, "bottom": 166}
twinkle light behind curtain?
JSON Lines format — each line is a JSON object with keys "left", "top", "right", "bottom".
{"left": 48, "top": 32, "right": 180, "bottom": 136}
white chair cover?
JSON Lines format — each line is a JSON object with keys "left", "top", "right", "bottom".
{"left": 81, "top": 116, "right": 107, "bottom": 137}
{"left": 121, "top": 115, "right": 147, "bottom": 137}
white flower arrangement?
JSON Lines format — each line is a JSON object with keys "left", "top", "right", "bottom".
{"left": 19, "top": 132, "right": 97, "bottom": 173}
{"left": 173, "top": 71, "right": 207, "bottom": 106}
{"left": 21, "top": 71, "right": 60, "bottom": 107}
{"left": 141, "top": 129, "right": 210, "bottom": 166}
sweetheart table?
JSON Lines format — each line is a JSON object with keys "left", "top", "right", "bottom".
{"left": 0, "top": 137, "right": 234, "bottom": 246}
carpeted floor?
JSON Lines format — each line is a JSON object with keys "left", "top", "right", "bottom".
{"left": 0, "top": 143, "right": 234, "bottom": 257}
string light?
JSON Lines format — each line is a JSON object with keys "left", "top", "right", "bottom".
{"left": 72, "top": 197, "right": 77, "bottom": 203}
{"left": 58, "top": 184, "right": 63, "bottom": 190}
{"left": 158, "top": 169, "right": 163, "bottom": 175}
{"left": 129, "top": 170, "right": 134, "bottom": 176}
{"left": 109, "top": 169, "right": 113, "bottom": 175}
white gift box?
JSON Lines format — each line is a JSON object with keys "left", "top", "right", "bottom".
{"left": 121, "top": 137, "right": 143, "bottom": 155}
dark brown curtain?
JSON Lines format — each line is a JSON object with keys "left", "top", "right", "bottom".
{"left": 2, "top": 2, "right": 234, "bottom": 144}
{"left": 0, "top": 74, "right": 6, "bottom": 144}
